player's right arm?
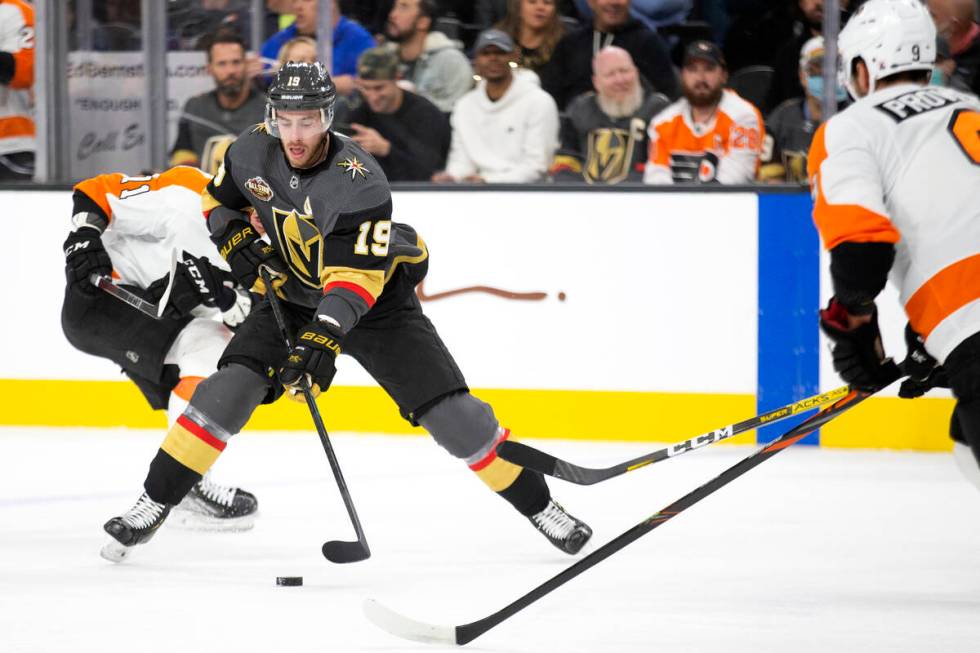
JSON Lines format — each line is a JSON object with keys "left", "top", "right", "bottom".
{"left": 204, "top": 144, "right": 287, "bottom": 293}
{"left": 63, "top": 175, "right": 114, "bottom": 297}
{"left": 808, "top": 118, "right": 902, "bottom": 390}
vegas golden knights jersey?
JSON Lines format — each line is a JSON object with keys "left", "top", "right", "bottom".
{"left": 202, "top": 126, "right": 427, "bottom": 323}
{"left": 550, "top": 91, "right": 669, "bottom": 184}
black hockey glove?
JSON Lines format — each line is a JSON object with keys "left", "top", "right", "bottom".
{"left": 819, "top": 297, "right": 902, "bottom": 392}
{"left": 279, "top": 319, "right": 343, "bottom": 401}
{"left": 898, "top": 322, "right": 949, "bottom": 399}
{"left": 211, "top": 220, "right": 288, "bottom": 295}
{"left": 63, "top": 227, "right": 112, "bottom": 294}
{"left": 146, "top": 252, "right": 240, "bottom": 320}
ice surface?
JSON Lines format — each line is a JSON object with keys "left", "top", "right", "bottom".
{"left": 1, "top": 427, "right": 978, "bottom": 653}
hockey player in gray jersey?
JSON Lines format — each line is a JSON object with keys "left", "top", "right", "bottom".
{"left": 102, "top": 62, "right": 593, "bottom": 561}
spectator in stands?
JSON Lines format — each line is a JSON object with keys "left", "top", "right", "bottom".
{"left": 278, "top": 35, "right": 318, "bottom": 65}
{"left": 759, "top": 36, "right": 836, "bottom": 184}
{"left": 91, "top": 0, "right": 142, "bottom": 50}
{"left": 644, "top": 40, "right": 764, "bottom": 185}
{"left": 765, "top": 0, "right": 852, "bottom": 114}
{"left": 432, "top": 29, "right": 559, "bottom": 183}
{"left": 170, "top": 31, "right": 266, "bottom": 175}
{"left": 478, "top": 0, "right": 583, "bottom": 28}
{"left": 384, "top": 0, "right": 474, "bottom": 112}
{"left": 261, "top": 0, "right": 375, "bottom": 95}
{"left": 539, "top": 0, "right": 679, "bottom": 110}
{"left": 928, "top": 0, "right": 980, "bottom": 94}
{"left": 571, "top": 0, "right": 691, "bottom": 32}
{"left": 0, "top": 0, "right": 33, "bottom": 180}
{"left": 551, "top": 46, "right": 669, "bottom": 183}
{"left": 930, "top": 36, "right": 972, "bottom": 91}
{"left": 346, "top": 47, "right": 450, "bottom": 181}
{"left": 496, "top": 0, "right": 567, "bottom": 72}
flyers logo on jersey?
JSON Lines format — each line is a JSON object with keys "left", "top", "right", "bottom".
{"left": 245, "top": 176, "right": 274, "bottom": 202}
{"left": 272, "top": 197, "right": 322, "bottom": 288}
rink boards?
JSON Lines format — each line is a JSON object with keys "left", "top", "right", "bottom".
{"left": 1, "top": 188, "right": 953, "bottom": 449}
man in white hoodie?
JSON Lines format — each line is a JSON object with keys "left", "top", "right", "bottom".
{"left": 385, "top": 0, "right": 473, "bottom": 113}
{"left": 432, "top": 29, "right": 560, "bottom": 184}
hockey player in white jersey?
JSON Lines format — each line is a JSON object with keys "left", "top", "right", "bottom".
{"left": 809, "top": 0, "right": 980, "bottom": 490}
{"left": 61, "top": 166, "right": 259, "bottom": 560}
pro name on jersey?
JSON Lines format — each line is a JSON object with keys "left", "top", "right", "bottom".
{"left": 874, "top": 87, "right": 961, "bottom": 122}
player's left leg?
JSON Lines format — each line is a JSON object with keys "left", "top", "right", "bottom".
{"left": 346, "top": 287, "right": 593, "bottom": 555}
{"left": 162, "top": 318, "right": 258, "bottom": 531}
{"left": 942, "top": 332, "right": 980, "bottom": 492}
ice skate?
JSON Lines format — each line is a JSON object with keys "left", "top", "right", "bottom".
{"left": 170, "top": 473, "right": 258, "bottom": 532}
{"left": 529, "top": 499, "right": 593, "bottom": 555}
{"left": 101, "top": 492, "right": 172, "bottom": 563}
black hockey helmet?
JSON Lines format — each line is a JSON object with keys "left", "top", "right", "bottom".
{"left": 265, "top": 61, "right": 336, "bottom": 137}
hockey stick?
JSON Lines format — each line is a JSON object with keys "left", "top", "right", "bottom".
{"left": 260, "top": 267, "right": 371, "bottom": 564}
{"left": 364, "top": 386, "right": 879, "bottom": 646}
{"left": 89, "top": 248, "right": 180, "bottom": 319}
{"left": 496, "top": 384, "right": 851, "bottom": 485}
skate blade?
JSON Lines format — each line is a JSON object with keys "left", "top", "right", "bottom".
{"left": 169, "top": 510, "right": 256, "bottom": 533}
{"left": 100, "top": 538, "right": 136, "bottom": 563}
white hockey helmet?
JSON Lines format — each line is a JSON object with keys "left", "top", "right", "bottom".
{"left": 837, "top": 0, "right": 936, "bottom": 98}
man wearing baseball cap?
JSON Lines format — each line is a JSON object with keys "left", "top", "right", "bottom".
{"left": 760, "top": 35, "right": 840, "bottom": 183}
{"left": 347, "top": 47, "right": 450, "bottom": 182}
{"left": 432, "top": 29, "right": 559, "bottom": 183}
{"left": 644, "top": 39, "right": 765, "bottom": 185}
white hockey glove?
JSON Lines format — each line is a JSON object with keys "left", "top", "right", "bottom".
{"left": 221, "top": 286, "right": 252, "bottom": 328}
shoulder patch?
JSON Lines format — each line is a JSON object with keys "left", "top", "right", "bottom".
{"left": 338, "top": 156, "right": 371, "bottom": 180}
{"left": 874, "top": 88, "right": 959, "bottom": 122}
{"left": 245, "top": 176, "right": 274, "bottom": 201}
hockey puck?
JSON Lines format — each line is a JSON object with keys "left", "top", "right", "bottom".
{"left": 276, "top": 576, "right": 303, "bottom": 587}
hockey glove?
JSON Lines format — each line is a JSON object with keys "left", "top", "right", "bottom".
{"left": 211, "top": 220, "right": 288, "bottom": 295}
{"left": 819, "top": 297, "right": 902, "bottom": 391}
{"left": 898, "top": 322, "right": 949, "bottom": 399}
{"left": 279, "top": 319, "right": 343, "bottom": 401}
{"left": 146, "top": 253, "right": 240, "bottom": 320}
{"left": 63, "top": 227, "right": 112, "bottom": 294}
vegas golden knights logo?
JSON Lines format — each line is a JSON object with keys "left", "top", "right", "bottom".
{"left": 272, "top": 197, "right": 323, "bottom": 288}
{"left": 584, "top": 118, "right": 647, "bottom": 184}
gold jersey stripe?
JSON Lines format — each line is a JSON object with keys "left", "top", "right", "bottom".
{"left": 320, "top": 267, "right": 385, "bottom": 301}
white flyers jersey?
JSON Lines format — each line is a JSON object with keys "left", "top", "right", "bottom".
{"left": 0, "top": 0, "right": 35, "bottom": 156}
{"left": 808, "top": 83, "right": 980, "bottom": 362}
{"left": 73, "top": 166, "right": 228, "bottom": 290}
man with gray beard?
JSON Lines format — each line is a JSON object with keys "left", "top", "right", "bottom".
{"left": 550, "top": 46, "right": 668, "bottom": 183}
{"left": 170, "top": 31, "right": 266, "bottom": 175}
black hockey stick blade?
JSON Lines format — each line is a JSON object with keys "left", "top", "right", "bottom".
{"left": 322, "top": 539, "right": 371, "bottom": 564}
{"left": 260, "top": 268, "right": 371, "bottom": 564}
{"left": 496, "top": 384, "right": 851, "bottom": 485}
{"left": 364, "top": 386, "right": 877, "bottom": 646}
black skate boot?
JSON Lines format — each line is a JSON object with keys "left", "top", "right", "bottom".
{"left": 528, "top": 499, "right": 593, "bottom": 555}
{"left": 171, "top": 473, "right": 258, "bottom": 532}
{"left": 101, "top": 492, "right": 172, "bottom": 563}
